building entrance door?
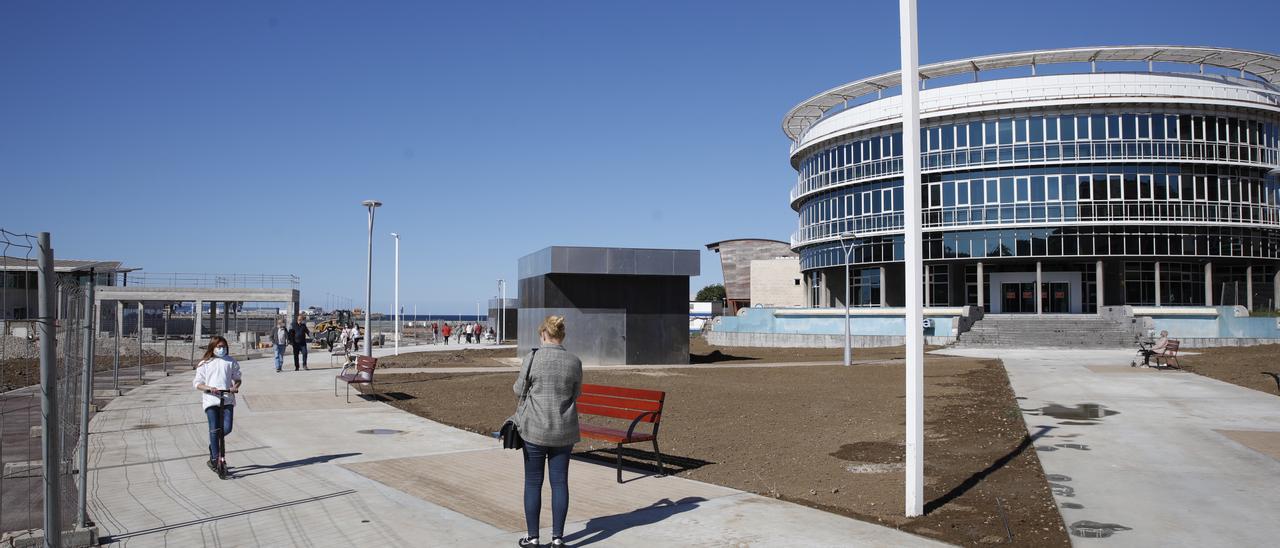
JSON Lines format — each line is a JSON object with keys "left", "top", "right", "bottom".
{"left": 1001, "top": 282, "right": 1036, "bottom": 313}
{"left": 1043, "top": 282, "right": 1069, "bottom": 313}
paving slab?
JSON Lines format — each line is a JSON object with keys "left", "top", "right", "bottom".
{"left": 934, "top": 347, "right": 1280, "bottom": 547}
{"left": 85, "top": 343, "right": 946, "bottom": 547}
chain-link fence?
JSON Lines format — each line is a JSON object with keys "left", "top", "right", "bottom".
{"left": 1, "top": 231, "right": 95, "bottom": 545}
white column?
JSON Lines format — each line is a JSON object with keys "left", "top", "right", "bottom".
{"left": 1155, "top": 262, "right": 1162, "bottom": 307}
{"left": 879, "top": 266, "right": 887, "bottom": 307}
{"left": 899, "top": 0, "right": 925, "bottom": 519}
{"left": 1205, "top": 262, "right": 1214, "bottom": 306}
{"left": 1035, "top": 262, "right": 1043, "bottom": 314}
{"left": 1096, "top": 260, "right": 1104, "bottom": 314}
{"left": 976, "top": 262, "right": 985, "bottom": 310}
{"left": 1247, "top": 265, "right": 1254, "bottom": 310}
{"left": 194, "top": 299, "right": 204, "bottom": 341}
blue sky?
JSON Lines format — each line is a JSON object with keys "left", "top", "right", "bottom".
{"left": 3, "top": 0, "right": 1278, "bottom": 314}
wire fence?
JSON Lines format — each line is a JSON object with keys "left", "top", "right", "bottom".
{"left": 1, "top": 230, "right": 94, "bottom": 544}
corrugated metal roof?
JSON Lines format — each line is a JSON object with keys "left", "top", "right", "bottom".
{"left": 0, "top": 256, "right": 132, "bottom": 273}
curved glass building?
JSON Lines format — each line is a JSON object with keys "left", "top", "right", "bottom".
{"left": 784, "top": 46, "right": 1280, "bottom": 314}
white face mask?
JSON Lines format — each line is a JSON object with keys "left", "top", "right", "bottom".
{"left": 214, "top": 346, "right": 227, "bottom": 358}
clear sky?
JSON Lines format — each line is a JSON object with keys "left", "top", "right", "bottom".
{"left": 4, "top": 0, "right": 1278, "bottom": 314}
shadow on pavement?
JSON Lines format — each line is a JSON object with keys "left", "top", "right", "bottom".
{"left": 232, "top": 452, "right": 362, "bottom": 477}
{"left": 563, "top": 497, "right": 706, "bottom": 546}
{"left": 573, "top": 447, "right": 714, "bottom": 482}
{"left": 689, "top": 350, "right": 759, "bottom": 364}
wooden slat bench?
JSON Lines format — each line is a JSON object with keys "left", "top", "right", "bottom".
{"left": 335, "top": 356, "right": 377, "bottom": 403}
{"left": 1155, "top": 340, "right": 1181, "bottom": 369}
{"left": 577, "top": 383, "right": 666, "bottom": 483}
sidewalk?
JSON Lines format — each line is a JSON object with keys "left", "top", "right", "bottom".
{"left": 935, "top": 347, "right": 1280, "bottom": 547}
{"left": 87, "top": 343, "right": 945, "bottom": 547}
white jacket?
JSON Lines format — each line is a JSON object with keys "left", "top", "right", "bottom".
{"left": 193, "top": 356, "right": 241, "bottom": 410}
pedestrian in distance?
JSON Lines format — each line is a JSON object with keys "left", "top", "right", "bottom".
{"left": 513, "top": 315, "right": 582, "bottom": 548}
{"left": 466, "top": 322, "right": 474, "bottom": 344}
{"left": 432, "top": 322, "right": 439, "bottom": 344}
{"left": 271, "top": 318, "right": 289, "bottom": 373}
{"left": 441, "top": 323, "right": 451, "bottom": 345}
{"left": 193, "top": 336, "right": 242, "bottom": 478}
{"left": 352, "top": 324, "right": 361, "bottom": 352}
{"left": 288, "top": 314, "right": 310, "bottom": 370}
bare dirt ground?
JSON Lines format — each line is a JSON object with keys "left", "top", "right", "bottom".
{"left": 375, "top": 347, "right": 516, "bottom": 368}
{"left": 366, "top": 347, "right": 1068, "bottom": 547}
{"left": 689, "top": 336, "right": 942, "bottom": 364}
{"left": 1178, "top": 344, "right": 1280, "bottom": 397}
{"left": 0, "top": 352, "right": 170, "bottom": 393}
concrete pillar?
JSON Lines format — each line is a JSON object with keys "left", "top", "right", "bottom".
{"left": 879, "top": 266, "right": 887, "bottom": 307}
{"left": 1096, "top": 260, "right": 1104, "bottom": 313}
{"left": 926, "top": 265, "right": 936, "bottom": 308}
{"left": 210, "top": 301, "right": 218, "bottom": 336}
{"left": 977, "top": 262, "right": 985, "bottom": 310}
{"left": 115, "top": 301, "right": 124, "bottom": 337}
{"left": 137, "top": 301, "right": 145, "bottom": 341}
{"left": 194, "top": 299, "right": 204, "bottom": 341}
{"left": 1247, "top": 265, "right": 1254, "bottom": 310}
{"left": 1035, "top": 262, "right": 1043, "bottom": 314}
{"left": 287, "top": 301, "right": 298, "bottom": 323}
{"left": 1205, "top": 262, "right": 1214, "bottom": 306}
{"left": 1155, "top": 262, "right": 1162, "bottom": 307}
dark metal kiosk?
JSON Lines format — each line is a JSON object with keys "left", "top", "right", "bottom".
{"left": 517, "top": 246, "right": 700, "bottom": 365}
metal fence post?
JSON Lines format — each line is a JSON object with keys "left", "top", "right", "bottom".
{"left": 113, "top": 302, "right": 120, "bottom": 395}
{"left": 137, "top": 302, "right": 143, "bottom": 382}
{"left": 37, "top": 232, "right": 62, "bottom": 547}
{"left": 78, "top": 272, "right": 95, "bottom": 528}
{"left": 163, "top": 303, "right": 169, "bottom": 376}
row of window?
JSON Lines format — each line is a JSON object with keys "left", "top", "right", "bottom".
{"left": 799, "top": 226, "right": 1280, "bottom": 270}
{"left": 793, "top": 112, "right": 1280, "bottom": 200}
{"left": 796, "top": 165, "right": 1280, "bottom": 244}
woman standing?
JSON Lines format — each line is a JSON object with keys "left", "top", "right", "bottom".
{"left": 513, "top": 316, "right": 582, "bottom": 548}
{"left": 193, "top": 336, "right": 242, "bottom": 475}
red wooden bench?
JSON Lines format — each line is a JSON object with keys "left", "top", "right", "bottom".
{"left": 1154, "top": 340, "right": 1181, "bottom": 369}
{"left": 335, "top": 355, "right": 377, "bottom": 402}
{"left": 577, "top": 383, "right": 666, "bottom": 483}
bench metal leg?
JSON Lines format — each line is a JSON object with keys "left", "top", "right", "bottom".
{"left": 616, "top": 443, "right": 624, "bottom": 484}
{"left": 652, "top": 438, "right": 665, "bottom": 478}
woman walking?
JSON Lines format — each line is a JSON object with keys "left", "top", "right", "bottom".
{"left": 513, "top": 315, "right": 582, "bottom": 547}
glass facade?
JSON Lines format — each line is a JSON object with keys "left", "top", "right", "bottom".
{"left": 791, "top": 97, "right": 1280, "bottom": 311}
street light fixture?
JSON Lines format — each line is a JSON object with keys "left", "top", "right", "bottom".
{"left": 362, "top": 199, "right": 381, "bottom": 358}
{"left": 838, "top": 231, "right": 858, "bottom": 367}
{"left": 391, "top": 232, "right": 400, "bottom": 355}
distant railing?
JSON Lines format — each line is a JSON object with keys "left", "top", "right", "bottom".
{"left": 116, "top": 272, "right": 300, "bottom": 289}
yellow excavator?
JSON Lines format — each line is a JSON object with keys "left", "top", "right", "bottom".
{"left": 311, "top": 310, "right": 353, "bottom": 350}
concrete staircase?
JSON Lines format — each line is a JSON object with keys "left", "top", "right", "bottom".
{"left": 954, "top": 314, "right": 1139, "bottom": 348}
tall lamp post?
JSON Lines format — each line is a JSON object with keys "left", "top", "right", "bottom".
{"left": 362, "top": 199, "right": 381, "bottom": 358}
{"left": 899, "top": 0, "right": 925, "bottom": 518}
{"left": 838, "top": 231, "right": 858, "bottom": 367}
{"left": 391, "top": 232, "right": 400, "bottom": 355}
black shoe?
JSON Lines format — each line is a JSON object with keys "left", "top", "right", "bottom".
{"left": 517, "top": 537, "right": 539, "bottom": 547}
{"left": 206, "top": 459, "right": 216, "bottom": 471}
{"left": 549, "top": 538, "right": 565, "bottom": 547}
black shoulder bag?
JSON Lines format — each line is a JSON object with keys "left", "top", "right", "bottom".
{"left": 500, "top": 349, "right": 537, "bottom": 450}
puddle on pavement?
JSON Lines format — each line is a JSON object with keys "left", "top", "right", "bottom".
{"left": 356, "top": 429, "right": 404, "bottom": 435}
{"left": 1046, "top": 474, "right": 1072, "bottom": 482}
{"left": 1055, "top": 443, "right": 1091, "bottom": 451}
{"left": 1069, "top": 520, "right": 1132, "bottom": 538}
{"left": 1049, "top": 482, "right": 1076, "bottom": 497}
{"left": 1036, "top": 446, "right": 1058, "bottom": 452}
{"left": 1025, "top": 403, "right": 1118, "bottom": 421}
{"left": 1060, "top": 502, "right": 1085, "bottom": 509}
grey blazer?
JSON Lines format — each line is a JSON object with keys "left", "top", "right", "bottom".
{"left": 513, "top": 344, "right": 583, "bottom": 448}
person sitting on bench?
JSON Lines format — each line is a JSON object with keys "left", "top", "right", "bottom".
{"left": 1141, "top": 330, "right": 1169, "bottom": 366}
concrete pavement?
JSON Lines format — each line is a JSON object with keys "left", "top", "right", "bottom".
{"left": 935, "top": 347, "right": 1280, "bottom": 547}
{"left": 87, "top": 343, "right": 946, "bottom": 547}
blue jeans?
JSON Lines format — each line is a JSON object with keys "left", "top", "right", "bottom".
{"left": 205, "top": 405, "right": 234, "bottom": 462}
{"left": 523, "top": 442, "right": 571, "bottom": 538}
{"left": 274, "top": 344, "right": 286, "bottom": 371}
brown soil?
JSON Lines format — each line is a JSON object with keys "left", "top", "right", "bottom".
{"left": 1178, "top": 344, "right": 1280, "bottom": 397}
{"left": 689, "top": 336, "right": 942, "bottom": 364}
{"left": 0, "top": 352, "right": 170, "bottom": 393}
{"left": 368, "top": 353, "right": 1068, "bottom": 546}
{"left": 376, "top": 347, "right": 516, "bottom": 368}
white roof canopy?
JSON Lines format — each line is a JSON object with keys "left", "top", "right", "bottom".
{"left": 783, "top": 45, "right": 1280, "bottom": 141}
